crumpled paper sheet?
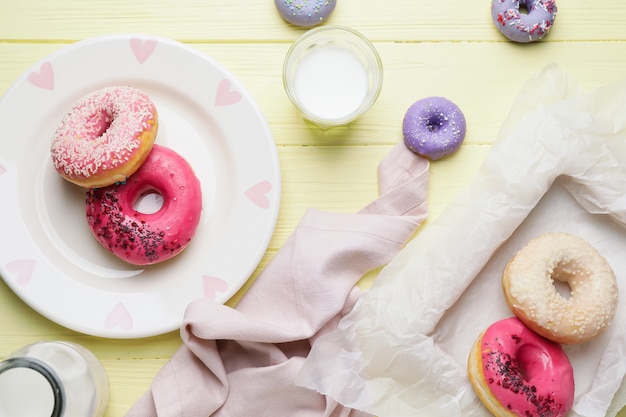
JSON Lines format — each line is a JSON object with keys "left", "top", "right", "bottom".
{"left": 297, "top": 64, "right": 626, "bottom": 417}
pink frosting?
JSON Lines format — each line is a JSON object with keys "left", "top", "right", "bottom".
{"left": 86, "top": 144, "right": 202, "bottom": 265}
{"left": 480, "top": 317, "right": 574, "bottom": 417}
{"left": 51, "top": 86, "right": 157, "bottom": 182}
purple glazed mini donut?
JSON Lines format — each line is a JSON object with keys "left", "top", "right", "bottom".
{"left": 275, "top": 0, "right": 336, "bottom": 27}
{"left": 402, "top": 97, "right": 466, "bottom": 160}
{"left": 491, "top": 0, "right": 557, "bottom": 43}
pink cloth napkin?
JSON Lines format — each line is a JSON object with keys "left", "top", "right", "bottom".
{"left": 125, "top": 143, "right": 430, "bottom": 417}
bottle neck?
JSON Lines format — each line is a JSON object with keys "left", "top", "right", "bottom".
{"left": 0, "top": 357, "right": 65, "bottom": 417}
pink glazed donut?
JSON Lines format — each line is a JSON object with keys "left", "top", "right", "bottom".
{"left": 86, "top": 144, "right": 202, "bottom": 265}
{"left": 468, "top": 317, "right": 574, "bottom": 417}
{"left": 491, "top": 0, "right": 558, "bottom": 43}
{"left": 51, "top": 86, "right": 158, "bottom": 188}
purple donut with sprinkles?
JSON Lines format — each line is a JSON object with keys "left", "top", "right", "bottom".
{"left": 275, "top": 0, "right": 336, "bottom": 27}
{"left": 491, "top": 0, "right": 557, "bottom": 43}
{"left": 402, "top": 97, "right": 467, "bottom": 160}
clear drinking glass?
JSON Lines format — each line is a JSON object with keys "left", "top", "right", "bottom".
{"left": 0, "top": 341, "right": 109, "bottom": 417}
{"left": 283, "top": 26, "right": 384, "bottom": 129}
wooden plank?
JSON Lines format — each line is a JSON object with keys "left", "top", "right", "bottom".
{"left": 102, "top": 358, "right": 169, "bottom": 415}
{"left": 0, "top": 2, "right": 625, "bottom": 415}
{"left": 0, "top": 0, "right": 625, "bottom": 42}
{"left": 3, "top": 41, "right": 626, "bottom": 150}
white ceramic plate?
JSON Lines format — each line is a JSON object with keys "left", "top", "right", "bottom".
{"left": 0, "top": 35, "right": 281, "bottom": 338}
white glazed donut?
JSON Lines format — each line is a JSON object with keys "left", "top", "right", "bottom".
{"left": 503, "top": 232, "right": 618, "bottom": 344}
{"left": 491, "top": 0, "right": 557, "bottom": 43}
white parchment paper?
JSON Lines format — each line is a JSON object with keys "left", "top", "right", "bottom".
{"left": 297, "top": 64, "right": 626, "bottom": 417}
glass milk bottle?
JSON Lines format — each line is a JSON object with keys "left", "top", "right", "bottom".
{"left": 0, "top": 341, "right": 109, "bottom": 417}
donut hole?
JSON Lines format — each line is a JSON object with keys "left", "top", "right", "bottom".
{"left": 553, "top": 280, "right": 572, "bottom": 300}
{"left": 551, "top": 261, "right": 576, "bottom": 300}
{"left": 518, "top": 0, "right": 530, "bottom": 14}
{"left": 133, "top": 189, "right": 164, "bottom": 214}
{"left": 425, "top": 112, "right": 446, "bottom": 133}
{"left": 517, "top": 344, "right": 551, "bottom": 381}
{"left": 87, "top": 109, "right": 114, "bottom": 138}
{"left": 518, "top": 3, "right": 530, "bottom": 15}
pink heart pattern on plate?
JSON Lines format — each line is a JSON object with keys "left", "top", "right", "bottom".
{"left": 245, "top": 181, "right": 272, "bottom": 209}
{"left": 27, "top": 62, "right": 54, "bottom": 91}
{"left": 5, "top": 259, "right": 36, "bottom": 286}
{"left": 203, "top": 275, "right": 229, "bottom": 300}
{"left": 130, "top": 38, "right": 157, "bottom": 64}
{"left": 0, "top": 165, "right": 6, "bottom": 176}
{"left": 105, "top": 303, "right": 133, "bottom": 330}
{"left": 215, "top": 79, "right": 242, "bottom": 106}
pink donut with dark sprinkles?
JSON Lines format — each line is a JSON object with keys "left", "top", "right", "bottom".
{"left": 86, "top": 144, "right": 202, "bottom": 266}
{"left": 468, "top": 317, "right": 574, "bottom": 417}
{"left": 275, "top": 0, "right": 336, "bottom": 27}
{"left": 51, "top": 86, "right": 158, "bottom": 188}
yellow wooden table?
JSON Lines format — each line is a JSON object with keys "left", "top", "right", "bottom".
{"left": 1, "top": 1, "right": 625, "bottom": 416}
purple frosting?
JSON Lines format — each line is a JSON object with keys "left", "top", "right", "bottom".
{"left": 402, "top": 97, "right": 467, "bottom": 160}
{"left": 275, "top": 0, "right": 336, "bottom": 27}
{"left": 491, "top": 0, "right": 557, "bottom": 43}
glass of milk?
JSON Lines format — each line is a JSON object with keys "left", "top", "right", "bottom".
{"left": 0, "top": 341, "right": 109, "bottom": 417}
{"left": 283, "top": 26, "right": 383, "bottom": 128}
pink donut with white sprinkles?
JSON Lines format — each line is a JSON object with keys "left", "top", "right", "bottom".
{"left": 51, "top": 86, "right": 158, "bottom": 188}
